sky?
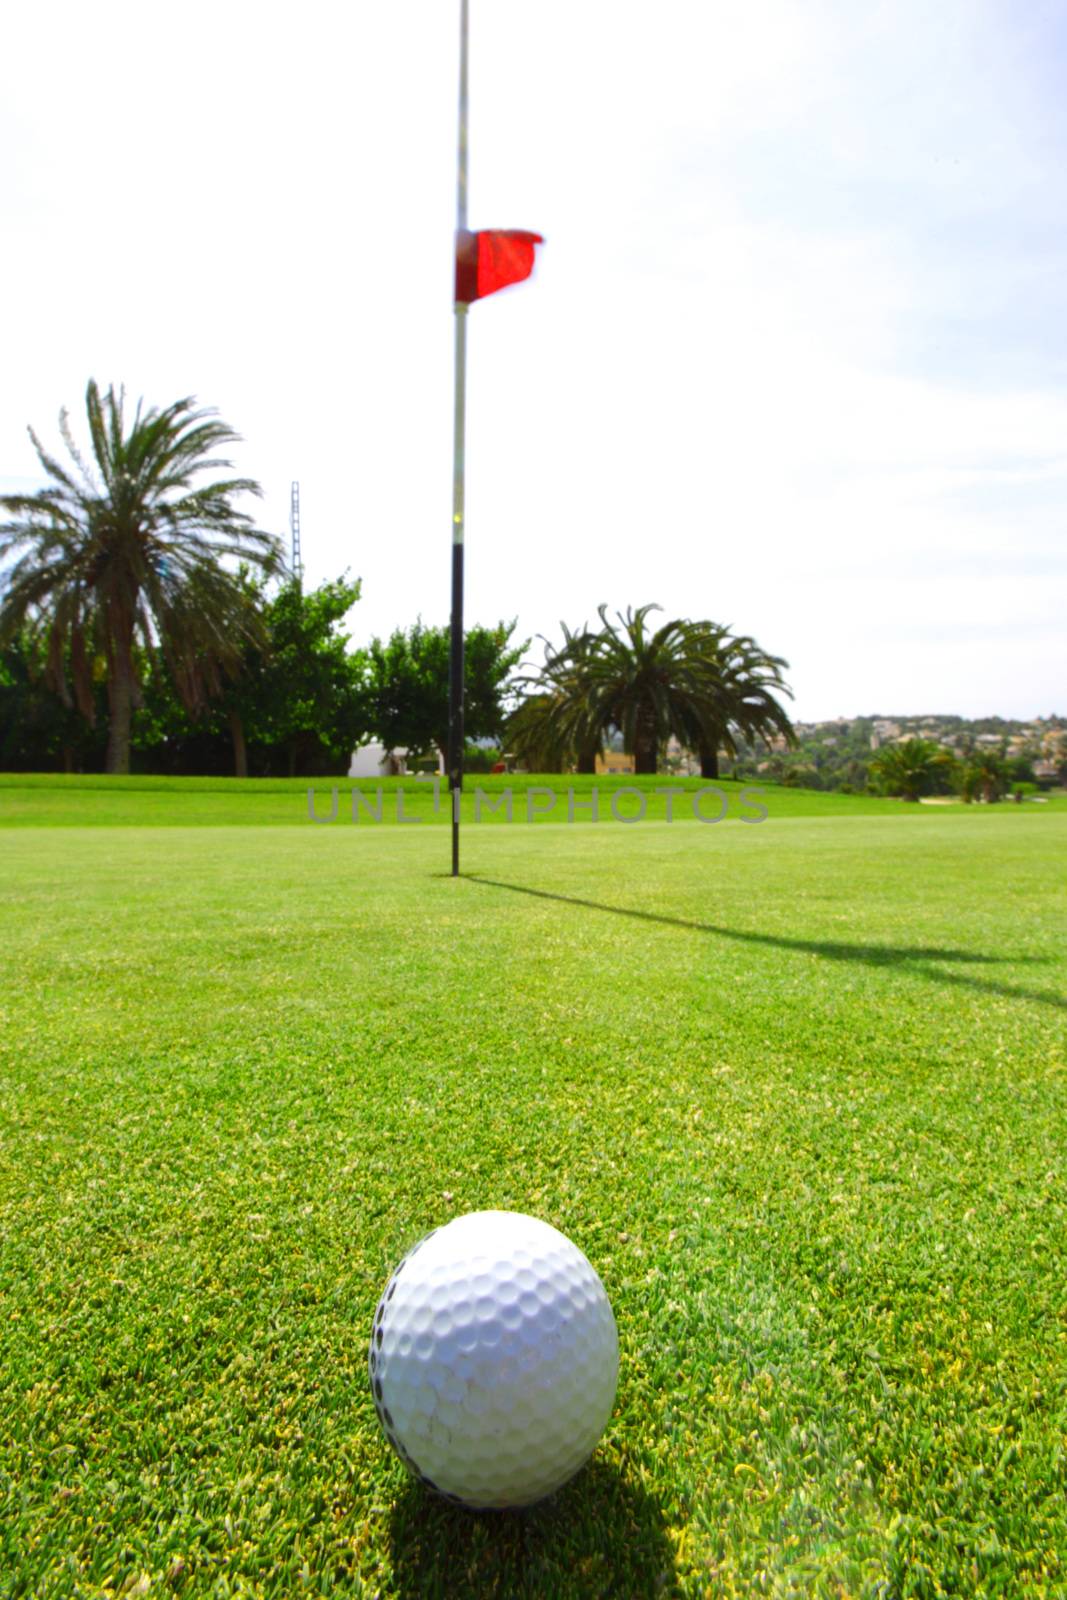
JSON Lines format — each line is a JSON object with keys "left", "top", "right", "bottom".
{"left": 2, "top": 0, "right": 1066, "bottom": 722}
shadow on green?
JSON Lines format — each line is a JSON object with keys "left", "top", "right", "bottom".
{"left": 386, "top": 1455, "right": 676, "bottom": 1599}
{"left": 464, "top": 876, "right": 1064, "bottom": 1013}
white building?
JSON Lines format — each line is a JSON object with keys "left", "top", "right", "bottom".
{"left": 348, "top": 744, "right": 445, "bottom": 778}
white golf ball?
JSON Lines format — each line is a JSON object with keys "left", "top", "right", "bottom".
{"left": 369, "top": 1210, "right": 619, "bottom": 1509}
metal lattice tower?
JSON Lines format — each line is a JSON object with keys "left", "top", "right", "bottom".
{"left": 290, "top": 481, "right": 302, "bottom": 580}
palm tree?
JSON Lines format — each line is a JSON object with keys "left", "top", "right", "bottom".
{"left": 0, "top": 380, "right": 282, "bottom": 773}
{"left": 870, "top": 737, "right": 954, "bottom": 801}
{"left": 517, "top": 606, "right": 794, "bottom": 778}
{"left": 557, "top": 605, "right": 731, "bottom": 775}
{"left": 679, "top": 624, "right": 795, "bottom": 778}
{"left": 517, "top": 622, "right": 606, "bottom": 773}
{"left": 505, "top": 692, "right": 571, "bottom": 773}
{"left": 960, "top": 750, "right": 1007, "bottom": 804}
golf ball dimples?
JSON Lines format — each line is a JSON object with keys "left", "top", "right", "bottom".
{"left": 369, "top": 1210, "right": 619, "bottom": 1509}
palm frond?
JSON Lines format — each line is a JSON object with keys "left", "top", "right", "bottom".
{"left": 0, "top": 379, "right": 284, "bottom": 770}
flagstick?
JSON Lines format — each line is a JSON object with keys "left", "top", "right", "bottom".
{"left": 449, "top": 314, "right": 466, "bottom": 877}
{"left": 448, "top": 0, "right": 470, "bottom": 878}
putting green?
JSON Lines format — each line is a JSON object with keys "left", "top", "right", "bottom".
{"left": 0, "top": 793, "right": 1063, "bottom": 1596}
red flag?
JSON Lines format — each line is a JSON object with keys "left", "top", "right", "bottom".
{"left": 455, "top": 229, "right": 544, "bottom": 305}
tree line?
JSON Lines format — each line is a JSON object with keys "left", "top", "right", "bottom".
{"left": 868, "top": 738, "right": 1038, "bottom": 804}
{"left": 729, "top": 719, "right": 1060, "bottom": 798}
{"left": 1, "top": 382, "right": 794, "bottom": 777}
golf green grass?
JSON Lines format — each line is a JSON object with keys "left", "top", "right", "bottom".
{"left": 0, "top": 783, "right": 1064, "bottom": 1597}
{"left": 2, "top": 770, "right": 1064, "bottom": 828}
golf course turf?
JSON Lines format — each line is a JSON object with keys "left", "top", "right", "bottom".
{"left": 0, "top": 777, "right": 1064, "bottom": 1597}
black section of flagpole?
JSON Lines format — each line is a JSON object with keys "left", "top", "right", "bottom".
{"left": 448, "top": 542, "right": 465, "bottom": 876}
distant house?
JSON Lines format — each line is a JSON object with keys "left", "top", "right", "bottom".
{"left": 595, "top": 751, "right": 636, "bottom": 775}
{"left": 348, "top": 743, "right": 444, "bottom": 778}
{"left": 350, "top": 743, "right": 406, "bottom": 777}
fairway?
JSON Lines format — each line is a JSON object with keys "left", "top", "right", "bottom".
{"left": 1, "top": 793, "right": 1064, "bottom": 1597}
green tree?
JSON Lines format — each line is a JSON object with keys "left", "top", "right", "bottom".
{"left": 462, "top": 742, "right": 503, "bottom": 774}
{"left": 131, "top": 656, "right": 233, "bottom": 776}
{"left": 957, "top": 750, "right": 1008, "bottom": 804}
{"left": 870, "top": 738, "right": 955, "bottom": 801}
{"left": 0, "top": 380, "right": 281, "bottom": 773}
{"left": 128, "top": 563, "right": 266, "bottom": 777}
{"left": 679, "top": 624, "right": 794, "bottom": 778}
{"left": 249, "top": 576, "right": 368, "bottom": 776}
{"left": 0, "top": 632, "right": 106, "bottom": 771}
{"left": 1005, "top": 753, "right": 1035, "bottom": 784}
{"left": 515, "top": 623, "right": 608, "bottom": 774}
{"left": 120, "top": 573, "right": 366, "bottom": 778}
{"left": 845, "top": 758, "right": 869, "bottom": 792}
{"left": 518, "top": 606, "right": 794, "bottom": 777}
{"left": 779, "top": 763, "right": 822, "bottom": 789}
{"left": 110, "top": 572, "right": 364, "bottom": 777}
{"left": 363, "top": 620, "right": 526, "bottom": 766}
{"left": 504, "top": 692, "right": 573, "bottom": 774}
{"left": 519, "top": 606, "right": 715, "bottom": 776}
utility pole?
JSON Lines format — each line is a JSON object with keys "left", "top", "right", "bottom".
{"left": 290, "top": 481, "right": 303, "bottom": 582}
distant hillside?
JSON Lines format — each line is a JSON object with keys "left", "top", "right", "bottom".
{"left": 728, "top": 713, "right": 1067, "bottom": 793}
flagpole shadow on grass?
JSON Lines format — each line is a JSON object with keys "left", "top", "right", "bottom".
{"left": 462, "top": 875, "right": 1066, "bottom": 1015}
